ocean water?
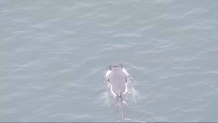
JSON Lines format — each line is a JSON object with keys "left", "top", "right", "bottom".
{"left": 1, "top": 0, "right": 218, "bottom": 122}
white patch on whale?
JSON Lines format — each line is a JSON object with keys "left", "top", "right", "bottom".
{"left": 123, "top": 83, "right": 128, "bottom": 95}
{"left": 108, "top": 83, "right": 116, "bottom": 98}
{"left": 104, "top": 69, "right": 111, "bottom": 80}
{"left": 122, "top": 68, "right": 130, "bottom": 76}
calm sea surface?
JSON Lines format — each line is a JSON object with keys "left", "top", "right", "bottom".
{"left": 1, "top": 0, "right": 218, "bottom": 122}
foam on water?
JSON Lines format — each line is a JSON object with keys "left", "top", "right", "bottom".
{"left": 130, "top": 87, "right": 140, "bottom": 103}
{"left": 103, "top": 91, "right": 111, "bottom": 107}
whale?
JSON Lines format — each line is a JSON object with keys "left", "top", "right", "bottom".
{"left": 104, "top": 63, "right": 131, "bottom": 120}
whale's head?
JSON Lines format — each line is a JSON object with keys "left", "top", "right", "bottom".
{"left": 109, "top": 63, "right": 123, "bottom": 70}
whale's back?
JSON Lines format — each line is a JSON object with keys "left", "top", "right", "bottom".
{"left": 108, "top": 69, "right": 127, "bottom": 94}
